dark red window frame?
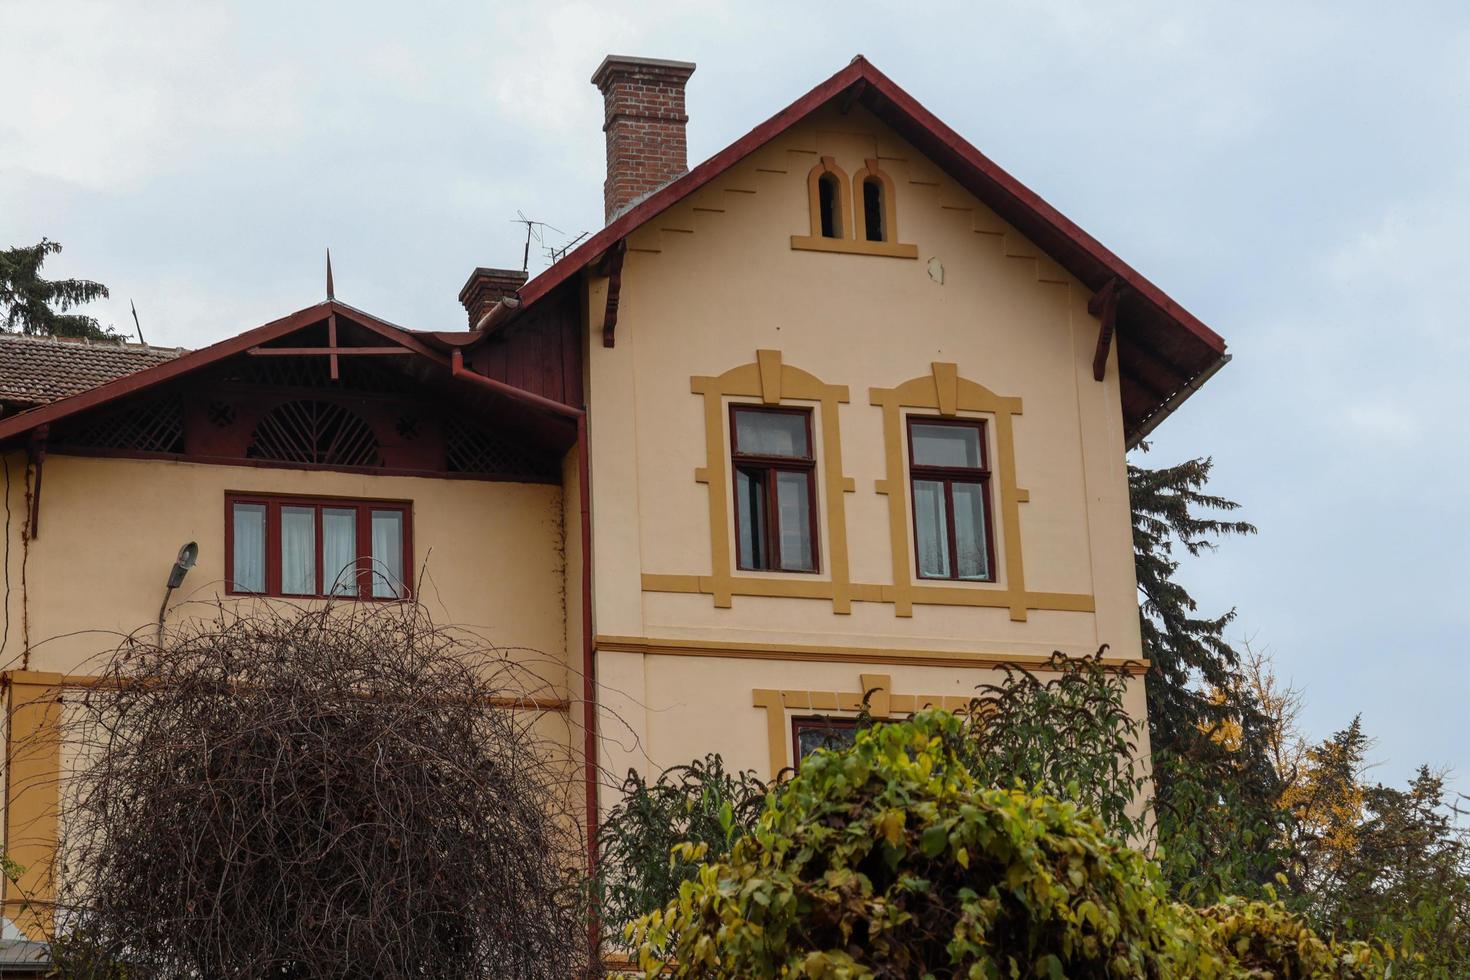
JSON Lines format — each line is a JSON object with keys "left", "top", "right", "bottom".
{"left": 729, "top": 404, "right": 821, "bottom": 573}
{"left": 907, "top": 416, "right": 997, "bottom": 583}
{"left": 791, "top": 715, "right": 858, "bottom": 769}
{"left": 225, "top": 492, "right": 413, "bottom": 600}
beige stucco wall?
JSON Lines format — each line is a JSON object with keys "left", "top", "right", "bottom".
{"left": 0, "top": 450, "right": 574, "bottom": 935}
{"left": 587, "top": 102, "right": 1147, "bottom": 783}
{"left": 0, "top": 453, "right": 568, "bottom": 678}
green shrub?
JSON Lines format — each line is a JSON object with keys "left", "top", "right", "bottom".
{"left": 626, "top": 711, "right": 1385, "bottom": 979}
{"left": 596, "top": 754, "right": 767, "bottom": 939}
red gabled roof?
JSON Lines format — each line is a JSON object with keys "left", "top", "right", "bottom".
{"left": 0, "top": 300, "right": 452, "bottom": 444}
{"left": 0, "top": 298, "right": 581, "bottom": 455}
{"left": 497, "top": 56, "right": 1228, "bottom": 442}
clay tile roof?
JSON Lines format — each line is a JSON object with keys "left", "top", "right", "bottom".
{"left": 0, "top": 332, "right": 185, "bottom": 409}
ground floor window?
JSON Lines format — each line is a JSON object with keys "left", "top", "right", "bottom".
{"left": 227, "top": 493, "right": 410, "bottom": 599}
{"left": 791, "top": 715, "right": 859, "bottom": 768}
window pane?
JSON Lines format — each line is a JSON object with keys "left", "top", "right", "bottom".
{"left": 280, "top": 506, "right": 316, "bottom": 595}
{"left": 818, "top": 174, "right": 841, "bottom": 238}
{"left": 734, "top": 409, "right": 810, "bottom": 459}
{"left": 322, "top": 508, "right": 357, "bottom": 596}
{"left": 370, "top": 510, "right": 405, "bottom": 598}
{"left": 795, "top": 719, "right": 857, "bottom": 764}
{"left": 913, "top": 479, "right": 951, "bottom": 578}
{"left": 735, "top": 468, "right": 767, "bottom": 569}
{"left": 952, "top": 481, "right": 991, "bottom": 581}
{"left": 231, "top": 502, "right": 266, "bottom": 593}
{"left": 863, "top": 179, "right": 884, "bottom": 242}
{"left": 775, "top": 470, "right": 814, "bottom": 571}
{"left": 911, "top": 422, "right": 982, "bottom": 468}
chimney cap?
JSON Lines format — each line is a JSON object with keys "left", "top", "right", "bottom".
{"left": 591, "top": 54, "right": 696, "bottom": 89}
{"left": 457, "top": 266, "right": 528, "bottom": 305}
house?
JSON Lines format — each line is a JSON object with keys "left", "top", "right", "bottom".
{"left": 0, "top": 55, "right": 1228, "bottom": 940}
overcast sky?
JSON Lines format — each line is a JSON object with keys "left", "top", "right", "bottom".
{"left": 3, "top": 1, "right": 1466, "bottom": 792}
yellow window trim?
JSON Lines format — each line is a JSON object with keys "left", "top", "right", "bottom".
{"left": 791, "top": 156, "right": 917, "bottom": 258}
{"left": 687, "top": 350, "right": 858, "bottom": 613}
{"left": 644, "top": 359, "right": 1096, "bottom": 621}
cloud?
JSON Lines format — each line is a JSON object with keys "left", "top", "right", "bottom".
{"left": 0, "top": 2, "right": 304, "bottom": 190}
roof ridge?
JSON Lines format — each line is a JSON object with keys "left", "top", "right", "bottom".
{"left": 0, "top": 331, "right": 187, "bottom": 354}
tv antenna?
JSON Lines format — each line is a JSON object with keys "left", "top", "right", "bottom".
{"left": 511, "top": 212, "right": 561, "bottom": 273}
{"left": 130, "top": 299, "right": 146, "bottom": 344}
{"left": 545, "top": 231, "right": 589, "bottom": 264}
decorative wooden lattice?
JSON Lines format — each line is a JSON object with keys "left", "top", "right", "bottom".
{"left": 247, "top": 400, "right": 381, "bottom": 467}
{"left": 444, "top": 416, "right": 553, "bottom": 478}
{"left": 57, "top": 393, "right": 185, "bottom": 453}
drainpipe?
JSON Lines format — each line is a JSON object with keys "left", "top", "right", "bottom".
{"left": 576, "top": 411, "right": 599, "bottom": 964}
{"left": 449, "top": 350, "right": 582, "bottom": 422}
{"left": 447, "top": 349, "right": 600, "bottom": 960}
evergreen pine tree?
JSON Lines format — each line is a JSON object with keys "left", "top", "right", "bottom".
{"left": 0, "top": 239, "right": 116, "bottom": 341}
{"left": 1129, "top": 447, "right": 1256, "bottom": 748}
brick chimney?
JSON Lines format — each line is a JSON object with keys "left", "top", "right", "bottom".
{"left": 458, "top": 267, "right": 527, "bottom": 328}
{"left": 591, "top": 55, "right": 696, "bottom": 222}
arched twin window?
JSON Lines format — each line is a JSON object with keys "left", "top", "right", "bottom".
{"left": 803, "top": 157, "right": 902, "bottom": 248}
{"left": 807, "top": 158, "right": 852, "bottom": 242}
{"left": 852, "top": 161, "right": 897, "bottom": 245}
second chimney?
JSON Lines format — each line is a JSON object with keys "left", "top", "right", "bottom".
{"left": 591, "top": 55, "right": 696, "bottom": 223}
{"left": 458, "top": 267, "right": 527, "bottom": 328}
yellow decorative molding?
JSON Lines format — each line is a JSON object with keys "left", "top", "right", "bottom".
{"left": 752, "top": 673, "right": 972, "bottom": 777}
{"left": 789, "top": 235, "right": 919, "bottom": 259}
{"left": 869, "top": 364, "right": 1093, "bottom": 622}
{"left": 852, "top": 158, "right": 908, "bottom": 250}
{"left": 596, "top": 634, "right": 1147, "bottom": 674}
{"left": 792, "top": 155, "right": 918, "bottom": 259}
{"left": 690, "top": 351, "right": 857, "bottom": 613}
{"left": 650, "top": 362, "right": 1095, "bottom": 621}
{"left": 803, "top": 156, "right": 852, "bottom": 241}
{"left": 2, "top": 671, "right": 63, "bottom": 939}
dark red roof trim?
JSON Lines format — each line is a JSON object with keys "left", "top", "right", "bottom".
{"left": 499, "top": 56, "right": 1228, "bottom": 439}
{"left": 0, "top": 300, "right": 452, "bottom": 445}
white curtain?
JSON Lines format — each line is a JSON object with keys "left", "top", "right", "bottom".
{"left": 280, "top": 506, "right": 316, "bottom": 595}
{"left": 913, "top": 480, "right": 950, "bottom": 577}
{"left": 775, "top": 471, "right": 813, "bottom": 571}
{"left": 370, "top": 510, "right": 404, "bottom": 598}
{"left": 231, "top": 503, "right": 267, "bottom": 593}
{"left": 952, "top": 482, "right": 989, "bottom": 580}
{"left": 322, "top": 508, "right": 357, "bottom": 596}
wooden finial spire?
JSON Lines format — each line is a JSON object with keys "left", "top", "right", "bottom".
{"left": 326, "top": 248, "right": 335, "bottom": 301}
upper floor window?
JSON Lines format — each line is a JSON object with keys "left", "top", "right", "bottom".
{"left": 818, "top": 173, "right": 843, "bottom": 238}
{"left": 908, "top": 418, "right": 995, "bottom": 582}
{"left": 862, "top": 177, "right": 885, "bottom": 242}
{"left": 805, "top": 158, "right": 852, "bottom": 243}
{"left": 227, "top": 493, "right": 411, "bottom": 599}
{"left": 731, "top": 406, "right": 818, "bottom": 573}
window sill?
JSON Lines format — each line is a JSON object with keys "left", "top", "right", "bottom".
{"left": 915, "top": 576, "right": 999, "bottom": 587}
{"left": 790, "top": 236, "right": 919, "bottom": 259}
{"left": 224, "top": 591, "right": 411, "bottom": 604}
{"left": 735, "top": 567, "right": 824, "bottom": 577}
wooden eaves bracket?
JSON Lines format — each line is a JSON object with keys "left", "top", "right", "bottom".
{"left": 1088, "top": 278, "right": 1127, "bottom": 382}
{"left": 26, "top": 424, "right": 47, "bottom": 539}
{"left": 597, "top": 239, "right": 627, "bottom": 348}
